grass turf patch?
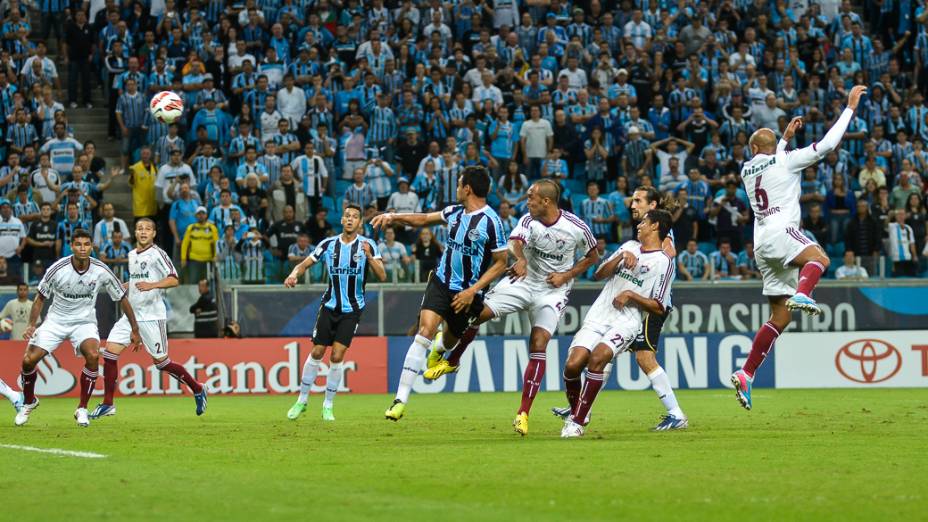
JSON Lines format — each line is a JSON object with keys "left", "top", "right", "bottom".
{"left": 1, "top": 389, "right": 925, "bottom": 521}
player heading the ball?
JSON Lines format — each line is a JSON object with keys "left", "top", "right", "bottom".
{"left": 373, "top": 166, "right": 508, "bottom": 422}
{"left": 731, "top": 85, "right": 868, "bottom": 411}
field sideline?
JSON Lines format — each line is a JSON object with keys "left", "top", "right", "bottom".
{"left": 1, "top": 389, "right": 925, "bottom": 521}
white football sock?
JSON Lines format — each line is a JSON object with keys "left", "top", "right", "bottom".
{"left": 648, "top": 367, "right": 684, "bottom": 418}
{"left": 297, "top": 355, "right": 323, "bottom": 403}
{"left": 0, "top": 378, "right": 18, "bottom": 402}
{"left": 323, "top": 362, "right": 343, "bottom": 408}
{"left": 395, "top": 335, "right": 430, "bottom": 403}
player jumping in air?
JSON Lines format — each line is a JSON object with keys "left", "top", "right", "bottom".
{"left": 553, "top": 186, "right": 688, "bottom": 430}
{"left": 372, "top": 166, "right": 508, "bottom": 421}
{"left": 561, "top": 210, "right": 674, "bottom": 438}
{"left": 285, "top": 204, "right": 386, "bottom": 421}
{"left": 731, "top": 85, "right": 867, "bottom": 410}
{"left": 90, "top": 218, "right": 208, "bottom": 419}
{"left": 14, "top": 229, "right": 141, "bottom": 427}
{"left": 425, "top": 179, "right": 600, "bottom": 436}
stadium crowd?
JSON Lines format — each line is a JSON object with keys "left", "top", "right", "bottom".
{"left": 0, "top": 0, "right": 925, "bottom": 288}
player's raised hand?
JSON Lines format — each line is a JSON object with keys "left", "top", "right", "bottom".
{"left": 847, "top": 85, "right": 868, "bottom": 111}
{"left": 451, "top": 287, "right": 476, "bottom": 313}
{"left": 507, "top": 259, "right": 527, "bottom": 282}
{"left": 782, "top": 116, "right": 803, "bottom": 142}
{"left": 546, "top": 271, "right": 570, "bottom": 288}
{"left": 370, "top": 213, "right": 393, "bottom": 229}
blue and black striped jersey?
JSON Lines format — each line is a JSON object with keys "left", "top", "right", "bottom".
{"left": 434, "top": 205, "right": 507, "bottom": 293}
{"left": 311, "top": 235, "right": 381, "bottom": 313}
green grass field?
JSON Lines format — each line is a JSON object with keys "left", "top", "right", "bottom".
{"left": 1, "top": 389, "right": 926, "bottom": 522}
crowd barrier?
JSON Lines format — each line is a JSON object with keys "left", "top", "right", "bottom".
{"left": 1, "top": 331, "right": 923, "bottom": 398}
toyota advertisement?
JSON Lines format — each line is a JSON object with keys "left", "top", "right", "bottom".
{"left": 775, "top": 332, "right": 928, "bottom": 388}
{"left": 0, "top": 332, "right": 924, "bottom": 398}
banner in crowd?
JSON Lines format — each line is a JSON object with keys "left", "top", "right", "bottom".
{"left": 0, "top": 338, "right": 388, "bottom": 398}
{"left": 210, "top": 284, "right": 928, "bottom": 337}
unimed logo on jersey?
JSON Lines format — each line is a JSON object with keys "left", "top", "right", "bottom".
{"left": 835, "top": 339, "right": 902, "bottom": 384}
{"left": 0, "top": 339, "right": 389, "bottom": 397}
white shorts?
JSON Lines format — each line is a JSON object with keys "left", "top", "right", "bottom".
{"left": 484, "top": 278, "right": 569, "bottom": 334}
{"left": 568, "top": 319, "right": 639, "bottom": 358}
{"left": 755, "top": 227, "right": 818, "bottom": 296}
{"left": 30, "top": 320, "right": 100, "bottom": 355}
{"left": 108, "top": 316, "right": 168, "bottom": 358}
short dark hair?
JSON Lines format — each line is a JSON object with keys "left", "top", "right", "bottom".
{"left": 136, "top": 217, "right": 157, "bottom": 229}
{"left": 460, "top": 165, "right": 491, "bottom": 198}
{"left": 644, "top": 209, "right": 673, "bottom": 240}
{"left": 345, "top": 203, "right": 362, "bottom": 216}
{"left": 71, "top": 228, "right": 92, "bottom": 243}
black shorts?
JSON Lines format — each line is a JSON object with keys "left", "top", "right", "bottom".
{"left": 420, "top": 273, "right": 484, "bottom": 338}
{"left": 632, "top": 310, "right": 667, "bottom": 352}
{"left": 312, "top": 307, "right": 362, "bottom": 347}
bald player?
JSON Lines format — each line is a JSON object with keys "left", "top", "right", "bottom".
{"left": 425, "top": 179, "right": 599, "bottom": 436}
{"left": 730, "top": 85, "right": 867, "bottom": 411}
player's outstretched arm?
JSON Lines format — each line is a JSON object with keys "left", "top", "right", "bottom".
{"left": 451, "top": 250, "right": 508, "bottom": 313}
{"left": 370, "top": 210, "right": 445, "bottom": 229}
{"left": 784, "top": 85, "right": 867, "bottom": 171}
{"left": 285, "top": 255, "right": 316, "bottom": 287}
{"left": 22, "top": 293, "right": 45, "bottom": 340}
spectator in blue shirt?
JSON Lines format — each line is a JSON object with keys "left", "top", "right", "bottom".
{"left": 678, "top": 240, "right": 709, "bottom": 281}
{"left": 169, "top": 181, "right": 199, "bottom": 248}
{"left": 709, "top": 239, "right": 740, "bottom": 280}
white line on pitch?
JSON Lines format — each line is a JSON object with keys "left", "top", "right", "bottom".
{"left": 0, "top": 444, "right": 107, "bottom": 459}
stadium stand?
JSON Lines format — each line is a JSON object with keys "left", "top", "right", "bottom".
{"left": 1, "top": 0, "right": 926, "bottom": 287}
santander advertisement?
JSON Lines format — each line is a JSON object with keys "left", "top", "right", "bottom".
{"left": 0, "top": 338, "right": 388, "bottom": 398}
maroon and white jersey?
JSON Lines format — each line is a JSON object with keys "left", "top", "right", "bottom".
{"left": 584, "top": 241, "right": 673, "bottom": 326}
{"left": 38, "top": 256, "right": 125, "bottom": 326}
{"left": 127, "top": 245, "right": 177, "bottom": 321}
{"left": 741, "top": 107, "right": 856, "bottom": 247}
{"left": 509, "top": 210, "right": 596, "bottom": 291}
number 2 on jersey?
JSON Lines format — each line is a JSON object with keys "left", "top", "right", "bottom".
{"left": 754, "top": 175, "right": 769, "bottom": 211}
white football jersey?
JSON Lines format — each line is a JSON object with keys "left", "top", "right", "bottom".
{"left": 128, "top": 245, "right": 177, "bottom": 321}
{"left": 38, "top": 256, "right": 125, "bottom": 326}
{"left": 584, "top": 241, "right": 674, "bottom": 326}
{"left": 509, "top": 210, "right": 596, "bottom": 290}
{"left": 741, "top": 139, "right": 831, "bottom": 243}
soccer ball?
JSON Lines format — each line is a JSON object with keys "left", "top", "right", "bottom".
{"left": 150, "top": 91, "right": 184, "bottom": 124}
{"left": 0, "top": 318, "right": 12, "bottom": 333}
